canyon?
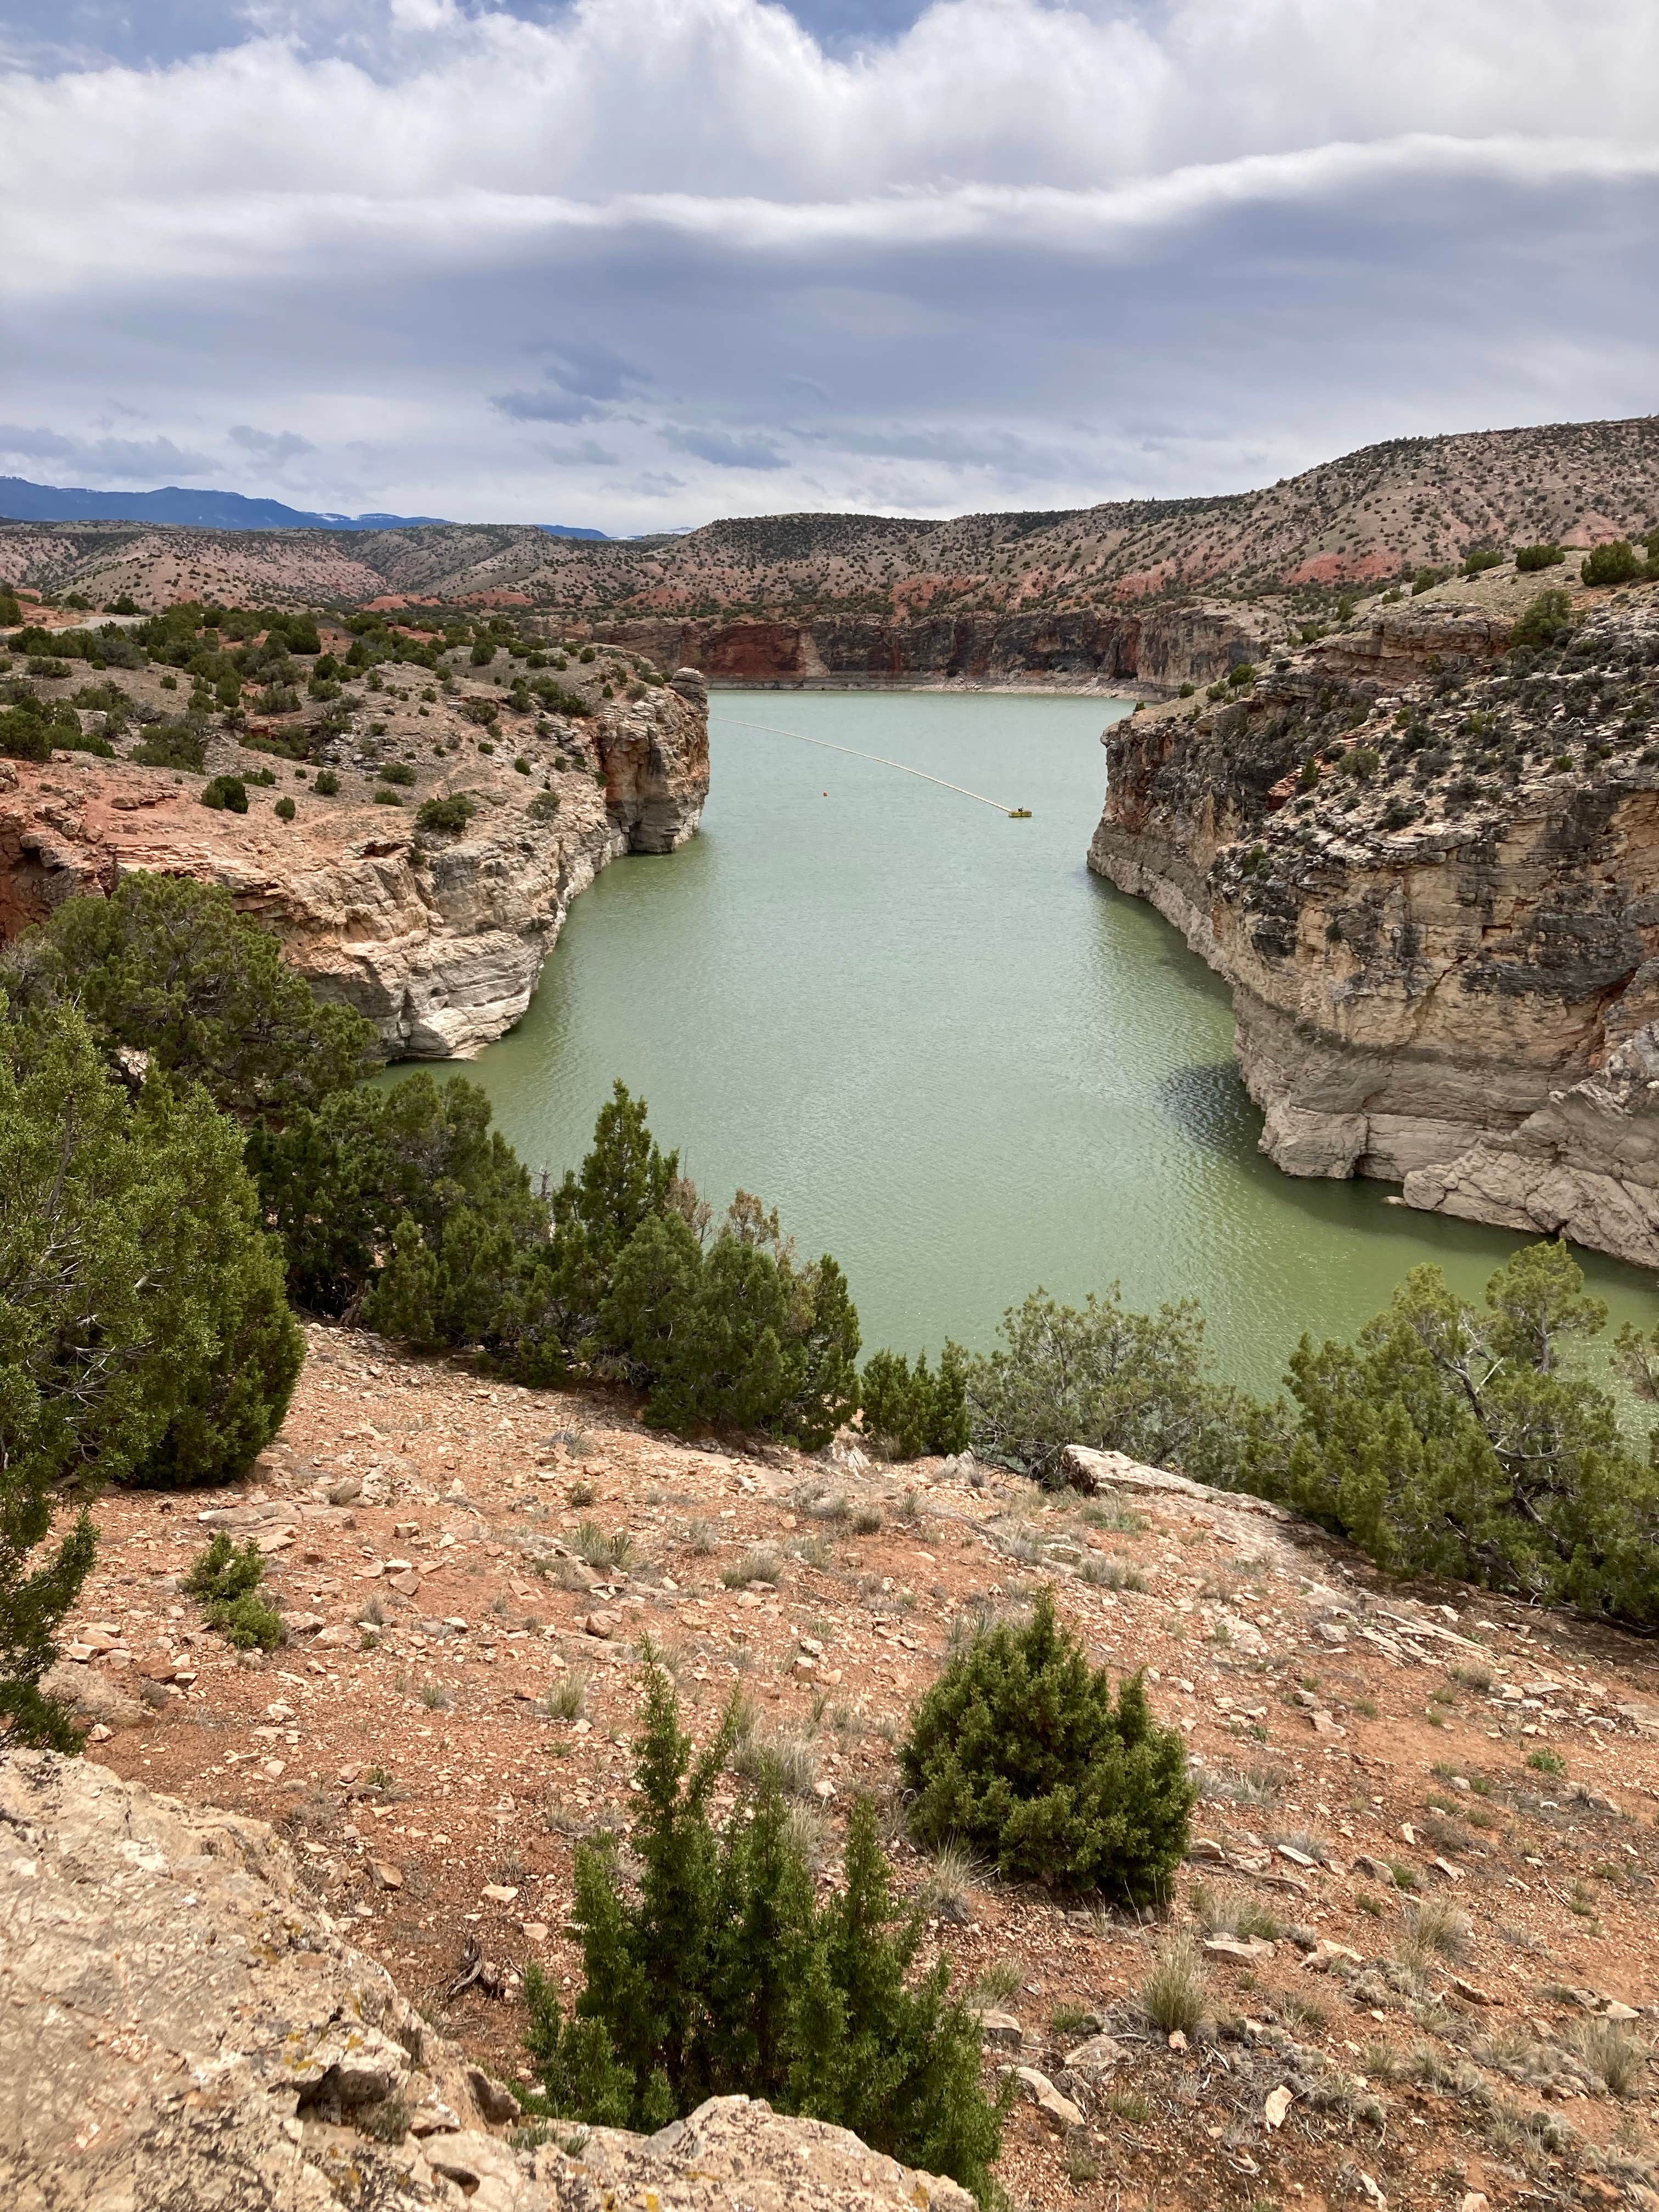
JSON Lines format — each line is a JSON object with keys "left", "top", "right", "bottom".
{"left": 7, "top": 413, "right": 1659, "bottom": 696}
{"left": 1089, "top": 563, "right": 1659, "bottom": 1267}
{"left": 0, "top": 647, "right": 708, "bottom": 1058}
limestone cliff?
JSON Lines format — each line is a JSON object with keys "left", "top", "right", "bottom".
{"left": 561, "top": 601, "right": 1266, "bottom": 695}
{"left": 1088, "top": 572, "right": 1659, "bottom": 1268}
{"left": 0, "top": 665, "right": 708, "bottom": 1058}
{"left": 0, "top": 1749, "right": 973, "bottom": 2212}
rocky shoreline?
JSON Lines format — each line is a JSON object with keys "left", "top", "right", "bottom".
{"left": 1088, "top": 570, "right": 1659, "bottom": 1267}
{"left": 563, "top": 600, "right": 1271, "bottom": 697}
{"left": 0, "top": 652, "right": 709, "bottom": 1059}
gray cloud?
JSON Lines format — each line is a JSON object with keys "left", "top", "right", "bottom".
{"left": 0, "top": 424, "right": 217, "bottom": 478}
{"left": 0, "top": 3, "right": 1656, "bottom": 529}
{"left": 228, "top": 422, "right": 316, "bottom": 465}
{"left": 541, "top": 437, "right": 623, "bottom": 466}
{"left": 662, "top": 426, "right": 791, "bottom": 471}
{"left": 491, "top": 387, "right": 607, "bottom": 424}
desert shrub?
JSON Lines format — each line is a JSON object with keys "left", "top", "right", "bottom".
{"left": 1252, "top": 1242, "right": 1659, "bottom": 1628}
{"left": 201, "top": 774, "right": 249, "bottom": 812}
{"left": 378, "top": 760, "right": 417, "bottom": 786}
{"left": 519, "top": 1659, "right": 1005, "bottom": 2198}
{"left": 7, "top": 872, "right": 375, "bottom": 1121}
{"left": 1509, "top": 588, "right": 1576, "bottom": 654}
{"left": 417, "top": 793, "right": 476, "bottom": 834}
{"left": 1581, "top": 541, "right": 1641, "bottom": 588}
{"left": 901, "top": 1588, "right": 1194, "bottom": 1901}
{"left": 964, "top": 1284, "right": 1263, "bottom": 1485}
{"left": 459, "top": 698, "right": 498, "bottom": 727}
{"left": 1463, "top": 548, "right": 1504, "bottom": 577}
{"left": 0, "top": 1001, "right": 298, "bottom": 1739}
{"left": 130, "top": 718, "right": 208, "bottom": 771}
{"left": 186, "top": 1532, "right": 283, "bottom": 1649}
{"left": 313, "top": 769, "right": 340, "bottom": 795}
{"left": 860, "top": 1344, "right": 970, "bottom": 1459}
{"left": 602, "top": 1200, "right": 861, "bottom": 1449}
{"left": 1338, "top": 746, "right": 1380, "bottom": 782}
{"left": 0, "top": 691, "right": 77, "bottom": 761}
{"left": 1515, "top": 544, "right": 1565, "bottom": 573}
{"left": 1412, "top": 566, "right": 1449, "bottom": 595}
{"left": 274, "top": 795, "right": 296, "bottom": 821}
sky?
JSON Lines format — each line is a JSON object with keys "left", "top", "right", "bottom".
{"left": 1, "top": 1, "right": 1656, "bottom": 534}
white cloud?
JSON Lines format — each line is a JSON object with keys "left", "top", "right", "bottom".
{"left": 0, "top": 0, "right": 1655, "bottom": 527}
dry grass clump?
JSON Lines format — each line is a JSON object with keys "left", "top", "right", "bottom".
{"left": 1190, "top": 1881, "right": 1282, "bottom": 1941}
{"left": 720, "top": 1545, "right": 783, "bottom": 1589}
{"left": 1566, "top": 2017, "right": 1649, "bottom": 2097}
{"left": 1081, "top": 1553, "right": 1147, "bottom": 1592}
{"left": 1142, "top": 1932, "right": 1209, "bottom": 2037}
{"left": 917, "top": 1843, "right": 979, "bottom": 1925}
{"left": 546, "top": 1668, "right": 589, "bottom": 1722}
{"left": 1402, "top": 1897, "right": 1472, "bottom": 1961}
{"left": 732, "top": 1722, "right": 819, "bottom": 1799}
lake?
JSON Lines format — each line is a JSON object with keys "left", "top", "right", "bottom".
{"left": 432, "top": 690, "right": 1658, "bottom": 1393}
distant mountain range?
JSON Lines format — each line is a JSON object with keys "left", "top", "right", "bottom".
{"left": 0, "top": 477, "right": 607, "bottom": 539}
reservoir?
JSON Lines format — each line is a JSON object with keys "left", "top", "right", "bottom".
{"left": 452, "top": 690, "right": 1657, "bottom": 1395}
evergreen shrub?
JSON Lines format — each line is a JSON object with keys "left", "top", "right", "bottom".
{"left": 520, "top": 1657, "right": 1005, "bottom": 2199}
{"left": 186, "top": 1532, "right": 284, "bottom": 1649}
{"left": 860, "top": 1345, "right": 970, "bottom": 1459}
{"left": 1582, "top": 541, "right": 1641, "bottom": 588}
{"left": 901, "top": 1590, "right": 1194, "bottom": 1901}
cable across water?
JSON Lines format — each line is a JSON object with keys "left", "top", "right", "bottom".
{"left": 712, "top": 709, "right": 1030, "bottom": 816}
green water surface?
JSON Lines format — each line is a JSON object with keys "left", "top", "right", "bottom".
{"left": 426, "top": 691, "right": 1658, "bottom": 1393}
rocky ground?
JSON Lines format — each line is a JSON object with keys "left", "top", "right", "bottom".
{"left": 37, "top": 1327, "right": 1659, "bottom": 2211}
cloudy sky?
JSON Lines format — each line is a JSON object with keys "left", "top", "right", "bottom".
{"left": 1, "top": 1, "right": 1656, "bottom": 533}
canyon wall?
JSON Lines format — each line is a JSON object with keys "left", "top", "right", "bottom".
{"left": 0, "top": 670, "right": 709, "bottom": 1059}
{"left": 1088, "top": 582, "right": 1659, "bottom": 1268}
{"left": 566, "top": 601, "right": 1264, "bottom": 695}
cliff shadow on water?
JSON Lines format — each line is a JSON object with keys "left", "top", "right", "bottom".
{"left": 434, "top": 690, "right": 1659, "bottom": 1399}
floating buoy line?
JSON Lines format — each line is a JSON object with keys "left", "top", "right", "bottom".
{"left": 713, "top": 710, "right": 1032, "bottom": 817}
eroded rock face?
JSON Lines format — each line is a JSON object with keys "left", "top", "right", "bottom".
{"left": 0, "top": 1751, "right": 974, "bottom": 2212}
{"left": 1087, "top": 586, "right": 1659, "bottom": 1266}
{"left": 0, "top": 676, "right": 707, "bottom": 1059}
{"left": 571, "top": 602, "right": 1263, "bottom": 693}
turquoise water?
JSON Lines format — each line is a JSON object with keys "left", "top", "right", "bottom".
{"left": 410, "top": 691, "right": 1657, "bottom": 1393}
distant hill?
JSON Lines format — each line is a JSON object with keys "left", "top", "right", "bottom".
{"left": 0, "top": 478, "right": 453, "bottom": 531}
{"left": 2, "top": 415, "right": 1655, "bottom": 618}
{"left": 0, "top": 477, "right": 614, "bottom": 540}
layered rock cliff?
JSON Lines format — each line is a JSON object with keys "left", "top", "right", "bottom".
{"left": 1088, "top": 573, "right": 1659, "bottom": 1267}
{"left": 567, "top": 600, "right": 1265, "bottom": 695}
{"left": 0, "top": 1749, "right": 973, "bottom": 2212}
{"left": 0, "top": 662, "right": 708, "bottom": 1058}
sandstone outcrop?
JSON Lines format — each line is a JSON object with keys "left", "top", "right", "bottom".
{"left": 0, "top": 667, "right": 708, "bottom": 1059}
{"left": 569, "top": 601, "right": 1263, "bottom": 695}
{"left": 0, "top": 1750, "right": 973, "bottom": 2212}
{"left": 1088, "top": 576, "right": 1659, "bottom": 1266}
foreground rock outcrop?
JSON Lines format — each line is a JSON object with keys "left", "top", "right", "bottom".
{"left": 0, "top": 657, "right": 708, "bottom": 1058}
{"left": 1089, "top": 572, "right": 1659, "bottom": 1265}
{"left": 0, "top": 1749, "right": 972, "bottom": 2212}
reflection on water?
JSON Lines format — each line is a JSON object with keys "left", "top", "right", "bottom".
{"left": 1156, "top": 1061, "right": 1259, "bottom": 1158}
{"left": 399, "top": 691, "right": 1658, "bottom": 1395}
